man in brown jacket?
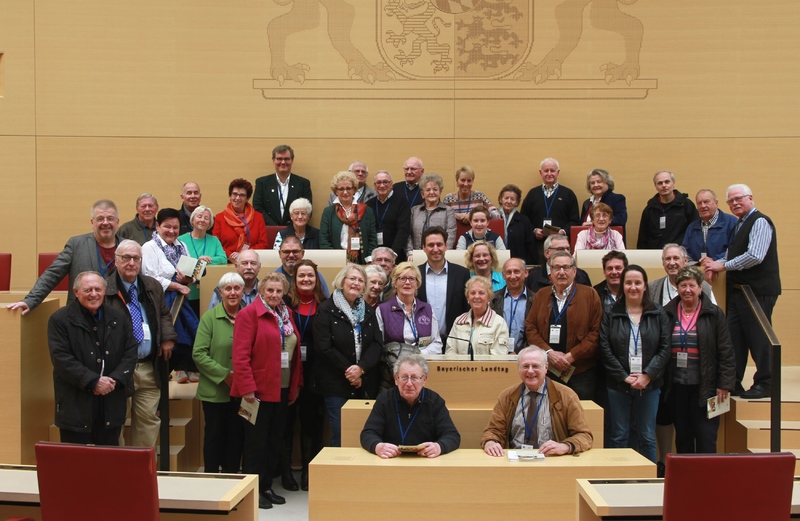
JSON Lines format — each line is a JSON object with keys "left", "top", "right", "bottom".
{"left": 482, "top": 347, "right": 592, "bottom": 456}
{"left": 525, "top": 251, "right": 602, "bottom": 400}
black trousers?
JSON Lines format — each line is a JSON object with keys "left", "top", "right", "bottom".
{"left": 59, "top": 396, "right": 121, "bottom": 446}
{"left": 670, "top": 383, "right": 719, "bottom": 453}
{"left": 727, "top": 290, "right": 776, "bottom": 387}
{"left": 202, "top": 398, "right": 244, "bottom": 473}
{"left": 241, "top": 389, "right": 287, "bottom": 493}
{"left": 282, "top": 387, "right": 326, "bottom": 471}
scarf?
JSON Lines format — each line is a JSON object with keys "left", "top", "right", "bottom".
{"left": 586, "top": 228, "right": 613, "bottom": 250}
{"left": 152, "top": 231, "right": 188, "bottom": 268}
{"left": 221, "top": 202, "right": 256, "bottom": 253}
{"left": 333, "top": 289, "right": 365, "bottom": 327}
{"left": 335, "top": 202, "right": 367, "bottom": 263}
{"left": 260, "top": 295, "right": 295, "bottom": 338}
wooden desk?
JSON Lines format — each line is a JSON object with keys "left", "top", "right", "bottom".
{"left": 341, "top": 398, "right": 604, "bottom": 449}
{"left": 576, "top": 478, "right": 800, "bottom": 520}
{"left": 0, "top": 465, "right": 258, "bottom": 520}
{"left": 309, "top": 448, "right": 653, "bottom": 521}
{"left": 423, "top": 355, "right": 520, "bottom": 407}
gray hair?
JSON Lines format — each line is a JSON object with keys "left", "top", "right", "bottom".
{"left": 332, "top": 264, "right": 368, "bottom": 294}
{"left": 190, "top": 205, "right": 214, "bottom": 228}
{"left": 419, "top": 173, "right": 444, "bottom": 192}
{"left": 661, "top": 243, "right": 688, "bottom": 260}
{"left": 371, "top": 246, "right": 397, "bottom": 261}
{"left": 91, "top": 199, "right": 119, "bottom": 219}
{"left": 695, "top": 188, "right": 718, "bottom": 201}
{"left": 517, "top": 346, "right": 548, "bottom": 367}
{"left": 548, "top": 251, "right": 575, "bottom": 267}
{"left": 653, "top": 170, "right": 675, "bottom": 184}
{"left": 585, "top": 168, "right": 615, "bottom": 192}
{"left": 289, "top": 197, "right": 313, "bottom": 215}
{"left": 136, "top": 193, "right": 159, "bottom": 207}
{"left": 365, "top": 264, "right": 387, "bottom": 284}
{"left": 540, "top": 157, "right": 560, "bottom": 170}
{"left": 726, "top": 184, "right": 753, "bottom": 198}
{"left": 544, "top": 234, "right": 569, "bottom": 250}
{"left": 217, "top": 272, "right": 245, "bottom": 289}
{"left": 115, "top": 239, "right": 142, "bottom": 256}
{"left": 73, "top": 271, "right": 106, "bottom": 291}
{"left": 349, "top": 161, "right": 368, "bottom": 173}
{"left": 394, "top": 353, "right": 429, "bottom": 376}
{"left": 375, "top": 169, "right": 392, "bottom": 182}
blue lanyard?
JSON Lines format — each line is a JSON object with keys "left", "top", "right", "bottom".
{"left": 521, "top": 380, "right": 547, "bottom": 444}
{"left": 395, "top": 389, "right": 425, "bottom": 444}
{"left": 551, "top": 286, "right": 577, "bottom": 323}
{"left": 376, "top": 200, "right": 390, "bottom": 230}
{"left": 189, "top": 236, "right": 207, "bottom": 258}
{"left": 236, "top": 212, "right": 252, "bottom": 243}
{"left": 458, "top": 192, "right": 473, "bottom": 213}
{"left": 627, "top": 315, "right": 641, "bottom": 356}
{"left": 542, "top": 186, "right": 560, "bottom": 218}
{"left": 678, "top": 302, "right": 699, "bottom": 350}
{"left": 277, "top": 177, "right": 287, "bottom": 215}
{"left": 665, "top": 283, "right": 674, "bottom": 301}
{"left": 140, "top": 221, "right": 150, "bottom": 243}
{"left": 298, "top": 301, "right": 316, "bottom": 339}
{"left": 404, "top": 313, "right": 419, "bottom": 344}
{"left": 95, "top": 243, "right": 115, "bottom": 277}
{"left": 405, "top": 185, "right": 420, "bottom": 207}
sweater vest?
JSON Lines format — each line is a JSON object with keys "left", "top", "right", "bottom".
{"left": 726, "top": 210, "right": 781, "bottom": 296}
{"left": 379, "top": 299, "right": 434, "bottom": 344}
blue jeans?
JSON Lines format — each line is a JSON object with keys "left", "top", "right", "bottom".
{"left": 607, "top": 387, "right": 660, "bottom": 463}
{"left": 323, "top": 396, "right": 350, "bottom": 448}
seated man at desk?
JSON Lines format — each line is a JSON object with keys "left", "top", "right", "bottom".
{"left": 360, "top": 354, "right": 461, "bottom": 458}
{"left": 482, "top": 346, "right": 592, "bottom": 457}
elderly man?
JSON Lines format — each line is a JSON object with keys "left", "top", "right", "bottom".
{"left": 526, "top": 235, "right": 591, "bottom": 293}
{"left": 47, "top": 272, "right": 138, "bottom": 445}
{"left": 393, "top": 157, "right": 425, "bottom": 208}
{"left": 594, "top": 250, "right": 628, "bottom": 309}
{"left": 371, "top": 246, "right": 397, "bottom": 301}
{"left": 8, "top": 199, "right": 120, "bottom": 315}
{"left": 637, "top": 171, "right": 699, "bottom": 249}
{"left": 681, "top": 189, "right": 738, "bottom": 264}
{"left": 118, "top": 193, "right": 159, "bottom": 245}
{"left": 482, "top": 347, "right": 592, "bottom": 456}
{"left": 368, "top": 170, "right": 411, "bottom": 262}
{"left": 104, "top": 239, "right": 177, "bottom": 447}
{"left": 360, "top": 354, "right": 460, "bottom": 458}
{"left": 702, "top": 184, "right": 781, "bottom": 399}
{"left": 525, "top": 251, "right": 602, "bottom": 400}
{"left": 650, "top": 244, "right": 715, "bottom": 306}
{"left": 491, "top": 258, "right": 534, "bottom": 353}
{"left": 178, "top": 182, "right": 209, "bottom": 235}
{"left": 253, "top": 144, "right": 313, "bottom": 226}
{"left": 520, "top": 158, "right": 581, "bottom": 261}
{"left": 275, "top": 236, "right": 330, "bottom": 295}
{"left": 208, "top": 249, "right": 262, "bottom": 310}
{"left": 328, "top": 161, "right": 377, "bottom": 206}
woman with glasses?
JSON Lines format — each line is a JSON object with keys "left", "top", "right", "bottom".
{"left": 273, "top": 198, "right": 320, "bottom": 250}
{"left": 319, "top": 171, "right": 378, "bottom": 264}
{"left": 406, "top": 173, "right": 457, "bottom": 261}
{"left": 213, "top": 178, "right": 268, "bottom": 263}
{"left": 574, "top": 202, "right": 625, "bottom": 251}
{"left": 445, "top": 276, "right": 509, "bottom": 356}
{"left": 314, "top": 264, "right": 383, "bottom": 447}
{"left": 178, "top": 205, "right": 227, "bottom": 317}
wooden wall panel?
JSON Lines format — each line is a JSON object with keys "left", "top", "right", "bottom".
{"left": 0, "top": 0, "right": 35, "bottom": 135}
{"left": 0, "top": 137, "right": 36, "bottom": 290}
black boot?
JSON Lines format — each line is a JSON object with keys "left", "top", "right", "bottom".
{"left": 300, "top": 467, "right": 309, "bottom": 491}
{"left": 281, "top": 464, "right": 299, "bottom": 491}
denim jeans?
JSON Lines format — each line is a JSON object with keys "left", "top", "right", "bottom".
{"left": 607, "top": 387, "right": 660, "bottom": 463}
{"left": 323, "top": 395, "right": 350, "bottom": 448}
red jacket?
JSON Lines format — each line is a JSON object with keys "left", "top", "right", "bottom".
{"left": 213, "top": 204, "right": 269, "bottom": 259}
{"left": 231, "top": 297, "right": 303, "bottom": 402}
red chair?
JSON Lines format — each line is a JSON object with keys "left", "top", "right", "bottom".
{"left": 569, "top": 225, "right": 624, "bottom": 253}
{"left": 266, "top": 225, "right": 283, "bottom": 249}
{"left": 37, "top": 253, "right": 68, "bottom": 291}
{"left": 35, "top": 442, "right": 159, "bottom": 521}
{"left": 0, "top": 253, "right": 11, "bottom": 291}
{"left": 662, "top": 452, "right": 795, "bottom": 520}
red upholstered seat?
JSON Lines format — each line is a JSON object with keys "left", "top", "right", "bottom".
{"left": 37, "top": 253, "right": 68, "bottom": 292}
{"left": 0, "top": 253, "right": 11, "bottom": 291}
{"left": 266, "top": 225, "right": 283, "bottom": 249}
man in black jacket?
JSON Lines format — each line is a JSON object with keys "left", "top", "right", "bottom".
{"left": 637, "top": 170, "right": 699, "bottom": 249}
{"left": 367, "top": 170, "right": 411, "bottom": 263}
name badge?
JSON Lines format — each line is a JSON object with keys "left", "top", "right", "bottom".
{"left": 520, "top": 443, "right": 534, "bottom": 450}
{"left": 242, "top": 243, "right": 250, "bottom": 250}
{"left": 659, "top": 216, "right": 666, "bottom": 229}
{"left": 142, "top": 323, "right": 151, "bottom": 342}
{"left": 700, "top": 252, "right": 707, "bottom": 259}
{"left": 376, "top": 232, "right": 384, "bottom": 245}
{"left": 507, "top": 335, "right": 516, "bottom": 353}
{"left": 281, "top": 351, "right": 289, "bottom": 369}
{"left": 543, "top": 219, "right": 552, "bottom": 228}
{"left": 677, "top": 351, "right": 688, "bottom": 368}
{"left": 549, "top": 325, "right": 561, "bottom": 344}
{"left": 300, "top": 344, "right": 307, "bottom": 362}
{"left": 630, "top": 355, "right": 643, "bottom": 374}
{"left": 418, "top": 336, "right": 432, "bottom": 347}
{"left": 350, "top": 237, "right": 361, "bottom": 250}
{"left": 355, "top": 346, "right": 362, "bottom": 362}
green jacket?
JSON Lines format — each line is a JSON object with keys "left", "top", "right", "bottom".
{"left": 192, "top": 303, "right": 235, "bottom": 403}
{"left": 319, "top": 204, "right": 378, "bottom": 263}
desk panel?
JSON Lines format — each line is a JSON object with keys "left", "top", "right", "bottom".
{"left": 423, "top": 356, "right": 519, "bottom": 407}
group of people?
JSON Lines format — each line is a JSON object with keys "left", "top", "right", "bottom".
{"left": 9, "top": 145, "right": 780, "bottom": 508}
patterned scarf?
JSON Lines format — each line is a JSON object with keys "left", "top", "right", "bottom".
{"left": 333, "top": 289, "right": 365, "bottom": 327}
{"left": 152, "top": 231, "right": 188, "bottom": 267}
{"left": 221, "top": 202, "right": 257, "bottom": 253}
{"left": 260, "top": 295, "right": 295, "bottom": 338}
{"left": 586, "top": 228, "right": 613, "bottom": 250}
{"left": 334, "top": 202, "right": 367, "bottom": 263}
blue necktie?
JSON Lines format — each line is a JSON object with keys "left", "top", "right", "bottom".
{"left": 128, "top": 284, "right": 144, "bottom": 344}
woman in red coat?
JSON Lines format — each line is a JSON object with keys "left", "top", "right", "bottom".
{"left": 231, "top": 272, "right": 302, "bottom": 510}
{"left": 214, "top": 178, "right": 269, "bottom": 263}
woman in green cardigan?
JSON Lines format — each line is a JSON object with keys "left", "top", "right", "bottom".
{"left": 192, "top": 272, "right": 245, "bottom": 473}
{"left": 320, "top": 171, "right": 378, "bottom": 264}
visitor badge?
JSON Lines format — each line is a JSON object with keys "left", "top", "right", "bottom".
{"left": 520, "top": 443, "right": 534, "bottom": 450}
{"left": 700, "top": 252, "right": 707, "bottom": 259}
{"left": 630, "top": 355, "right": 643, "bottom": 374}
{"left": 142, "top": 323, "right": 151, "bottom": 342}
{"left": 355, "top": 346, "right": 362, "bottom": 362}
{"left": 543, "top": 219, "right": 552, "bottom": 228}
{"left": 507, "top": 335, "right": 516, "bottom": 353}
{"left": 549, "top": 325, "right": 561, "bottom": 344}
{"left": 659, "top": 216, "right": 666, "bottom": 229}
{"left": 300, "top": 344, "right": 307, "bottom": 362}
{"left": 350, "top": 237, "right": 361, "bottom": 250}
{"left": 242, "top": 243, "right": 250, "bottom": 250}
{"left": 677, "top": 351, "right": 688, "bottom": 368}
{"left": 377, "top": 232, "right": 384, "bottom": 245}
{"left": 281, "top": 351, "right": 289, "bottom": 369}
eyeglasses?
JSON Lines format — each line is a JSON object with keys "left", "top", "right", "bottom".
{"left": 520, "top": 364, "right": 544, "bottom": 371}
{"left": 397, "top": 375, "right": 425, "bottom": 383}
{"left": 551, "top": 265, "right": 574, "bottom": 272}
{"left": 374, "top": 180, "right": 392, "bottom": 185}
{"left": 336, "top": 186, "right": 355, "bottom": 193}
{"left": 726, "top": 195, "right": 751, "bottom": 206}
{"left": 93, "top": 216, "right": 118, "bottom": 224}
{"left": 291, "top": 211, "right": 309, "bottom": 217}
{"left": 396, "top": 276, "right": 417, "bottom": 284}
{"left": 404, "top": 167, "right": 420, "bottom": 171}
{"left": 230, "top": 192, "right": 247, "bottom": 199}
{"left": 352, "top": 169, "right": 368, "bottom": 174}
{"left": 548, "top": 246, "right": 570, "bottom": 252}
{"left": 115, "top": 255, "right": 142, "bottom": 263}
{"left": 345, "top": 276, "right": 365, "bottom": 285}
{"left": 274, "top": 157, "right": 293, "bottom": 163}
{"left": 280, "top": 249, "right": 301, "bottom": 256}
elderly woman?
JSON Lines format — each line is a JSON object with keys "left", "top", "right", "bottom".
{"left": 178, "top": 205, "right": 227, "bottom": 316}
{"left": 273, "top": 198, "right": 320, "bottom": 250}
{"left": 314, "top": 264, "right": 383, "bottom": 447}
{"left": 457, "top": 206, "right": 506, "bottom": 251}
{"left": 599, "top": 265, "right": 671, "bottom": 463}
{"left": 465, "top": 240, "right": 506, "bottom": 292}
{"left": 142, "top": 208, "right": 199, "bottom": 384}
{"left": 443, "top": 166, "right": 501, "bottom": 224}
{"left": 497, "top": 184, "right": 538, "bottom": 265}
{"left": 320, "top": 171, "right": 378, "bottom": 264}
{"left": 231, "top": 273, "right": 302, "bottom": 510}
{"left": 213, "top": 178, "right": 269, "bottom": 263}
{"left": 445, "top": 276, "right": 509, "bottom": 356}
{"left": 281, "top": 259, "right": 327, "bottom": 491}
{"left": 406, "top": 173, "right": 457, "bottom": 259}
{"left": 581, "top": 169, "right": 628, "bottom": 231}
{"left": 575, "top": 202, "right": 626, "bottom": 251}
{"left": 663, "top": 266, "right": 734, "bottom": 453}
{"left": 192, "top": 272, "right": 245, "bottom": 474}
{"left": 364, "top": 264, "right": 387, "bottom": 309}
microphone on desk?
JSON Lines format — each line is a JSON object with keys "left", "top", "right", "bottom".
{"left": 446, "top": 335, "right": 474, "bottom": 361}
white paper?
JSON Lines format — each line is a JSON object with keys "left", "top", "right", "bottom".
{"left": 508, "top": 450, "right": 545, "bottom": 462}
{"left": 238, "top": 398, "right": 259, "bottom": 425}
{"left": 549, "top": 365, "right": 576, "bottom": 384}
{"left": 707, "top": 394, "right": 730, "bottom": 419}
{"left": 177, "top": 255, "right": 208, "bottom": 282}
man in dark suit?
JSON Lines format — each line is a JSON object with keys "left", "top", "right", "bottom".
{"left": 368, "top": 170, "right": 411, "bottom": 262}
{"left": 253, "top": 144, "right": 313, "bottom": 226}
{"left": 8, "top": 199, "right": 120, "bottom": 315}
{"left": 393, "top": 156, "right": 425, "bottom": 209}
{"left": 416, "top": 226, "right": 470, "bottom": 347}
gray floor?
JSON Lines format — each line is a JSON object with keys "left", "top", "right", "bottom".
{"left": 258, "top": 470, "right": 308, "bottom": 521}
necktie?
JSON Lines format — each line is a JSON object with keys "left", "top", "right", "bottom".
{"left": 528, "top": 390, "right": 539, "bottom": 448}
{"left": 128, "top": 284, "right": 145, "bottom": 344}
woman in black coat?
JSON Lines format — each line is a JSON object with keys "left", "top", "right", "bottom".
{"left": 580, "top": 169, "right": 628, "bottom": 234}
{"left": 497, "top": 184, "right": 538, "bottom": 265}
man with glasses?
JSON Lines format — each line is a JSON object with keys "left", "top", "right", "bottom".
{"left": 393, "top": 156, "right": 425, "bottom": 208}
{"left": 327, "top": 161, "right": 377, "bottom": 206}
{"left": 8, "top": 199, "right": 121, "bottom": 315}
{"left": 253, "top": 144, "right": 313, "bottom": 226}
{"left": 104, "top": 239, "right": 177, "bottom": 447}
{"left": 208, "top": 249, "right": 263, "bottom": 309}
{"left": 360, "top": 354, "right": 460, "bottom": 458}
{"left": 525, "top": 235, "right": 591, "bottom": 293}
{"left": 525, "top": 252, "right": 602, "bottom": 401}
{"left": 370, "top": 246, "right": 397, "bottom": 301}
{"left": 275, "top": 236, "right": 330, "bottom": 296}
{"left": 702, "top": 184, "right": 780, "bottom": 399}
{"left": 368, "top": 170, "right": 411, "bottom": 262}
{"left": 482, "top": 346, "right": 592, "bottom": 456}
